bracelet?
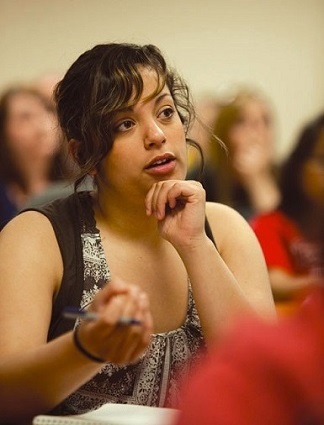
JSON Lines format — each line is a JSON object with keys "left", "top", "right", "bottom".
{"left": 73, "top": 326, "right": 105, "bottom": 363}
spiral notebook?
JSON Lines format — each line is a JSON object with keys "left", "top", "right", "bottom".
{"left": 32, "top": 403, "right": 179, "bottom": 425}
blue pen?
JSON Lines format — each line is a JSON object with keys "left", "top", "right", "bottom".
{"left": 62, "top": 306, "right": 142, "bottom": 326}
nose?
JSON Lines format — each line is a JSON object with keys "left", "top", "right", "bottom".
{"left": 143, "top": 121, "right": 166, "bottom": 149}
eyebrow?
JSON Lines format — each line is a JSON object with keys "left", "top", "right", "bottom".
{"left": 116, "top": 92, "right": 172, "bottom": 114}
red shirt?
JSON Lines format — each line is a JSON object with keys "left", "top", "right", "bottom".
{"left": 175, "top": 288, "right": 324, "bottom": 425}
{"left": 250, "top": 210, "right": 321, "bottom": 276}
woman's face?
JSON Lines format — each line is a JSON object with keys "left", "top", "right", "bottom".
{"left": 96, "top": 67, "right": 187, "bottom": 201}
{"left": 302, "top": 129, "right": 324, "bottom": 208}
{"left": 228, "top": 98, "right": 274, "bottom": 160}
{"left": 5, "top": 92, "right": 60, "bottom": 164}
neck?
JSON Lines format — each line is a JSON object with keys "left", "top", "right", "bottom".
{"left": 93, "top": 191, "right": 160, "bottom": 240}
{"left": 21, "top": 158, "right": 53, "bottom": 190}
{"left": 9, "top": 162, "right": 52, "bottom": 208}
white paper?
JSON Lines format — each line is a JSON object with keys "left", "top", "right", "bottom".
{"left": 33, "top": 403, "right": 180, "bottom": 425}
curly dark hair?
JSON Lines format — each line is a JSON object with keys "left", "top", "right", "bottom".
{"left": 55, "top": 43, "right": 202, "bottom": 189}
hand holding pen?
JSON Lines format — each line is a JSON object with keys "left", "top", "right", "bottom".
{"left": 63, "top": 306, "right": 142, "bottom": 326}
{"left": 69, "top": 280, "right": 153, "bottom": 365}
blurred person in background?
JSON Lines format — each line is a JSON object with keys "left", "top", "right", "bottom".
{"left": 188, "top": 86, "right": 280, "bottom": 219}
{"left": 34, "top": 71, "right": 63, "bottom": 108}
{"left": 0, "top": 85, "right": 71, "bottom": 229}
{"left": 250, "top": 113, "right": 324, "bottom": 316}
{"left": 186, "top": 93, "right": 220, "bottom": 173}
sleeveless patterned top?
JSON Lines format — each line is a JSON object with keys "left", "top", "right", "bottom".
{"left": 54, "top": 192, "right": 206, "bottom": 415}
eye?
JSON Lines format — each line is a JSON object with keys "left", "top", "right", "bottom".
{"left": 115, "top": 119, "right": 135, "bottom": 133}
{"left": 158, "top": 107, "right": 175, "bottom": 120}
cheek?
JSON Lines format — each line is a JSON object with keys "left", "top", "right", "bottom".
{"left": 5, "top": 127, "right": 31, "bottom": 155}
{"left": 5, "top": 119, "right": 24, "bottom": 142}
{"left": 227, "top": 126, "right": 247, "bottom": 152}
{"left": 98, "top": 149, "right": 136, "bottom": 183}
{"left": 176, "top": 128, "right": 189, "bottom": 159}
{"left": 228, "top": 126, "right": 240, "bottom": 144}
{"left": 302, "top": 164, "right": 324, "bottom": 205}
{"left": 6, "top": 116, "right": 38, "bottom": 146}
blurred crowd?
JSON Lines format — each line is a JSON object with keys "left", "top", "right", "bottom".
{"left": 187, "top": 85, "right": 324, "bottom": 317}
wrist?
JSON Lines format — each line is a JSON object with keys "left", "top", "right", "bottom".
{"left": 73, "top": 326, "right": 105, "bottom": 363}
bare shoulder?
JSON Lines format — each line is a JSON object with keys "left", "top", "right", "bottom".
{"left": 1, "top": 210, "right": 57, "bottom": 245}
{"left": 205, "top": 202, "right": 254, "bottom": 250}
{"left": 205, "top": 202, "right": 276, "bottom": 318}
{"left": 205, "top": 201, "right": 247, "bottom": 223}
{"left": 0, "top": 211, "right": 63, "bottom": 291}
{"left": 0, "top": 211, "right": 63, "bottom": 353}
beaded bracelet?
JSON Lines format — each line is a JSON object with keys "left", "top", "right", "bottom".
{"left": 73, "top": 326, "right": 105, "bottom": 363}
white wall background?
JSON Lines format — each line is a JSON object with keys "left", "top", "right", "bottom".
{"left": 1, "top": 0, "right": 324, "bottom": 160}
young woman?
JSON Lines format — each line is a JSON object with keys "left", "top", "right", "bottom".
{"left": 0, "top": 43, "right": 275, "bottom": 423}
{"left": 250, "top": 113, "right": 324, "bottom": 315}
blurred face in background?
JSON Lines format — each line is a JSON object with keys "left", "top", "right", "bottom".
{"left": 302, "top": 128, "right": 324, "bottom": 208}
{"left": 223, "top": 96, "right": 275, "bottom": 178}
{"left": 228, "top": 97, "right": 274, "bottom": 163}
{"left": 5, "top": 91, "right": 60, "bottom": 167}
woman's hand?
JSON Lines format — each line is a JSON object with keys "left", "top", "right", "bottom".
{"left": 76, "top": 280, "right": 153, "bottom": 365}
{"left": 145, "top": 179, "right": 207, "bottom": 249}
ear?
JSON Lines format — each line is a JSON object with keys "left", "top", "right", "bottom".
{"left": 68, "top": 139, "right": 80, "bottom": 163}
{"left": 68, "top": 139, "right": 97, "bottom": 176}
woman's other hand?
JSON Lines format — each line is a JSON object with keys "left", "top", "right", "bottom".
{"left": 76, "top": 280, "right": 153, "bottom": 365}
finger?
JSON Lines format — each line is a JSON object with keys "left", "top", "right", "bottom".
{"left": 122, "top": 330, "right": 151, "bottom": 365}
{"left": 163, "top": 182, "right": 194, "bottom": 211}
{"left": 154, "top": 181, "right": 187, "bottom": 219}
{"left": 128, "top": 299, "right": 154, "bottom": 363}
{"left": 91, "top": 280, "right": 131, "bottom": 312}
{"left": 150, "top": 182, "right": 165, "bottom": 219}
{"left": 108, "top": 322, "right": 147, "bottom": 364}
{"left": 98, "top": 293, "right": 131, "bottom": 326}
{"left": 134, "top": 296, "right": 153, "bottom": 352}
{"left": 147, "top": 181, "right": 182, "bottom": 220}
{"left": 145, "top": 183, "right": 160, "bottom": 216}
{"left": 145, "top": 185, "right": 154, "bottom": 216}
{"left": 109, "top": 294, "right": 153, "bottom": 364}
{"left": 103, "top": 314, "right": 146, "bottom": 364}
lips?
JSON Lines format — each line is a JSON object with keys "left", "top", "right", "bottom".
{"left": 145, "top": 153, "right": 175, "bottom": 169}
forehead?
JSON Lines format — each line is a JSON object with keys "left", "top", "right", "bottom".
{"left": 113, "top": 67, "right": 170, "bottom": 115}
{"left": 240, "top": 98, "right": 268, "bottom": 117}
{"left": 8, "top": 93, "right": 44, "bottom": 113}
{"left": 135, "top": 66, "right": 170, "bottom": 102}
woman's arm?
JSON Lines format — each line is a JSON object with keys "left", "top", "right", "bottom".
{"left": 181, "top": 203, "right": 276, "bottom": 342}
{"left": 268, "top": 268, "right": 319, "bottom": 301}
{"left": 0, "top": 212, "right": 152, "bottom": 423}
{"left": 145, "top": 180, "right": 276, "bottom": 344}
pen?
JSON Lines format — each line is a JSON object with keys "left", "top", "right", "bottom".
{"left": 62, "top": 306, "right": 142, "bottom": 326}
